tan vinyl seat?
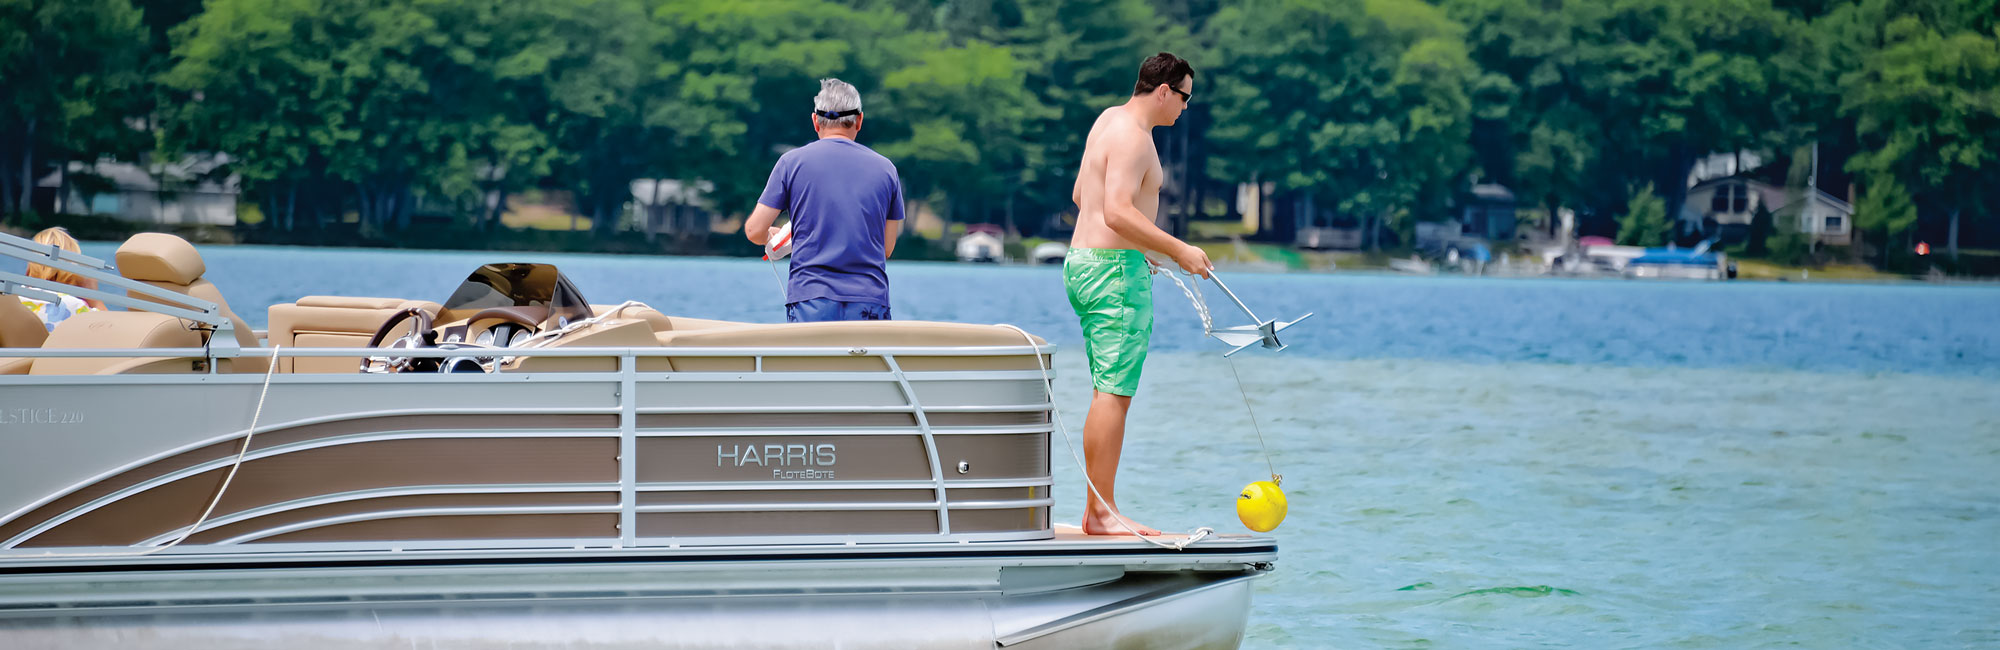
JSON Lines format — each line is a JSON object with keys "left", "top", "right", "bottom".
{"left": 589, "top": 304, "right": 744, "bottom": 335}
{"left": 0, "top": 298, "right": 49, "bottom": 374}
{"left": 268, "top": 296, "right": 442, "bottom": 373}
{"left": 653, "top": 321, "right": 1049, "bottom": 372}
{"left": 28, "top": 311, "right": 206, "bottom": 375}
{"left": 115, "top": 233, "right": 268, "bottom": 374}
{"left": 508, "top": 318, "right": 667, "bottom": 373}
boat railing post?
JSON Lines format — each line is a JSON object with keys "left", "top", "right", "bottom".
{"left": 618, "top": 350, "right": 637, "bottom": 548}
{"left": 883, "top": 353, "right": 951, "bottom": 536}
{"left": 206, "top": 319, "right": 240, "bottom": 374}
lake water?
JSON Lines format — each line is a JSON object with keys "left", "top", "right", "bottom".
{"left": 36, "top": 243, "right": 2000, "bottom": 648}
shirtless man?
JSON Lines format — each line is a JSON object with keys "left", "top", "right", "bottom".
{"left": 1065, "top": 52, "right": 1213, "bottom": 536}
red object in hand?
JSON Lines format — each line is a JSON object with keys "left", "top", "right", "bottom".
{"left": 1916, "top": 241, "right": 1930, "bottom": 256}
{"left": 764, "top": 223, "right": 794, "bottom": 261}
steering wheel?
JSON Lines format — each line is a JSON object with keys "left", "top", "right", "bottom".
{"left": 361, "top": 307, "right": 436, "bottom": 373}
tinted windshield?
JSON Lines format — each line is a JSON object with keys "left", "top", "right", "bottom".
{"left": 441, "top": 263, "right": 593, "bottom": 326}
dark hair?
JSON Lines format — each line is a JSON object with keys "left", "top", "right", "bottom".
{"left": 1132, "top": 52, "right": 1193, "bottom": 96}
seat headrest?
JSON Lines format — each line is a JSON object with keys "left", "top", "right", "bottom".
{"left": 116, "top": 233, "right": 206, "bottom": 285}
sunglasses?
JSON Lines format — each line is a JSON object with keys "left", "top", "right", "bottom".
{"left": 1166, "top": 85, "right": 1191, "bottom": 104}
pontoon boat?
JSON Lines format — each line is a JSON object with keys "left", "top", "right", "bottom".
{"left": 0, "top": 232, "right": 1275, "bottom": 648}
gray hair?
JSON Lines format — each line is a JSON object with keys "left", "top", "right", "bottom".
{"left": 812, "top": 78, "right": 862, "bottom": 129}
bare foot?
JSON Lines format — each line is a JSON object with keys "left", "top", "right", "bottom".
{"left": 1082, "top": 508, "right": 1161, "bottom": 536}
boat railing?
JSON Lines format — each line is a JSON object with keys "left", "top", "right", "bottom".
{"left": 0, "top": 342, "right": 1059, "bottom": 551}
{"left": 0, "top": 343, "right": 1050, "bottom": 359}
{"left": 0, "top": 231, "right": 235, "bottom": 334}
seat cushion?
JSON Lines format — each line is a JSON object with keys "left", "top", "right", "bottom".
{"left": 656, "top": 320, "right": 1046, "bottom": 348}
{"left": 590, "top": 304, "right": 747, "bottom": 334}
{"left": 124, "top": 279, "right": 266, "bottom": 374}
{"left": 509, "top": 319, "right": 665, "bottom": 373}
{"left": 110, "top": 233, "right": 266, "bottom": 374}
{"left": 268, "top": 297, "right": 442, "bottom": 373}
{"left": 30, "top": 311, "right": 206, "bottom": 375}
{"left": 298, "top": 296, "right": 412, "bottom": 310}
{"left": 0, "top": 297, "right": 49, "bottom": 349}
{"left": 653, "top": 321, "right": 1049, "bottom": 372}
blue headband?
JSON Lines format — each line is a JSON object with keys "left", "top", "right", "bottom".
{"left": 814, "top": 109, "right": 860, "bottom": 120}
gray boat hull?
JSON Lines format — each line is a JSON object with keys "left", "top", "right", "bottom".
{"left": 0, "top": 540, "right": 1272, "bottom": 649}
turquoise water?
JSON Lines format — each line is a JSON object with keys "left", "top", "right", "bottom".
{"left": 37, "top": 244, "right": 2000, "bottom": 647}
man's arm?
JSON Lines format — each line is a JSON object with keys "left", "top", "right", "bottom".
{"left": 884, "top": 175, "right": 906, "bottom": 259}
{"left": 745, "top": 203, "right": 782, "bottom": 246}
{"left": 750, "top": 154, "right": 794, "bottom": 246}
{"left": 1100, "top": 137, "right": 1212, "bottom": 277}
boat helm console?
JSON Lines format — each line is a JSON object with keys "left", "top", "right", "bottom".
{"left": 362, "top": 263, "right": 599, "bottom": 374}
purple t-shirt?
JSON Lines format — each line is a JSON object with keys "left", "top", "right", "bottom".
{"left": 758, "top": 138, "right": 905, "bottom": 307}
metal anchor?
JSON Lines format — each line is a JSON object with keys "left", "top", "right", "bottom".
{"left": 1201, "top": 272, "right": 1313, "bottom": 357}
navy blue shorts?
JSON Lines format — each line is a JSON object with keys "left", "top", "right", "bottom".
{"left": 786, "top": 298, "right": 891, "bottom": 323}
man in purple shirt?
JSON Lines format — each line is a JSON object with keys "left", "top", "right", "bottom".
{"left": 745, "top": 78, "right": 905, "bottom": 322}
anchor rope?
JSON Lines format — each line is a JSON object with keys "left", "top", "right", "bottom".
{"left": 9, "top": 344, "right": 283, "bottom": 558}
{"left": 1158, "top": 266, "right": 1281, "bottom": 485}
{"left": 763, "top": 224, "right": 791, "bottom": 305}
{"left": 766, "top": 253, "right": 788, "bottom": 304}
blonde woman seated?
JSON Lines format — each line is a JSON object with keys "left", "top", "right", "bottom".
{"left": 18, "top": 227, "right": 103, "bottom": 331}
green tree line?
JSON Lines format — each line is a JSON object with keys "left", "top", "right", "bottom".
{"left": 2, "top": 0, "right": 1994, "bottom": 264}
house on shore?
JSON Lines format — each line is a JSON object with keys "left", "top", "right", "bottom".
{"left": 629, "top": 178, "right": 718, "bottom": 238}
{"left": 1682, "top": 177, "right": 1852, "bottom": 246}
{"left": 36, "top": 156, "right": 238, "bottom": 226}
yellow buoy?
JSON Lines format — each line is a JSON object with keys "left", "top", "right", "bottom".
{"left": 1236, "top": 480, "right": 1287, "bottom": 532}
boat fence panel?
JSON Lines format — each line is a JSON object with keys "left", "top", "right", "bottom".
{"left": 0, "top": 237, "right": 1268, "bottom": 648}
{"left": 0, "top": 345, "right": 1056, "bottom": 553}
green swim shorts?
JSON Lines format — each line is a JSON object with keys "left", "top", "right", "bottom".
{"left": 1064, "top": 247, "right": 1153, "bottom": 397}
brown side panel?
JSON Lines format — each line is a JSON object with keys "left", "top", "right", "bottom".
{"left": 639, "top": 490, "right": 935, "bottom": 506}
{"left": 0, "top": 414, "right": 614, "bottom": 544}
{"left": 945, "top": 486, "right": 1043, "bottom": 503}
{"left": 638, "top": 511, "right": 939, "bottom": 537}
{"left": 931, "top": 433, "right": 1049, "bottom": 480}
{"left": 0, "top": 444, "right": 231, "bottom": 544}
{"left": 925, "top": 411, "right": 1050, "bottom": 427}
{"left": 636, "top": 436, "right": 931, "bottom": 482}
{"left": 19, "top": 438, "right": 615, "bottom": 547}
{"left": 190, "top": 492, "right": 618, "bottom": 544}
{"left": 256, "top": 514, "right": 617, "bottom": 543}
{"left": 637, "top": 413, "right": 917, "bottom": 429}
{"left": 949, "top": 508, "right": 1050, "bottom": 533}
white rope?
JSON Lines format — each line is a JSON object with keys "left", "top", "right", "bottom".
{"left": 1222, "top": 354, "right": 1281, "bottom": 485}
{"left": 997, "top": 324, "right": 1212, "bottom": 551}
{"left": 1157, "top": 263, "right": 1213, "bottom": 333}
{"left": 12, "top": 344, "right": 283, "bottom": 558}
{"left": 764, "top": 224, "right": 791, "bottom": 306}
{"left": 766, "top": 254, "right": 789, "bottom": 305}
